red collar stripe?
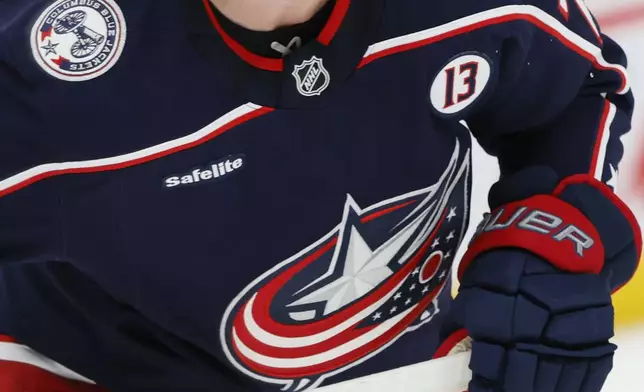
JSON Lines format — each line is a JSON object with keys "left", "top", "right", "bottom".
{"left": 202, "top": 0, "right": 350, "bottom": 71}
{"left": 317, "top": 0, "right": 351, "bottom": 45}
{"left": 202, "top": 0, "right": 284, "bottom": 72}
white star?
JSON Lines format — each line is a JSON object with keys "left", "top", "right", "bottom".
{"left": 409, "top": 284, "right": 417, "bottom": 291}
{"left": 444, "top": 250, "right": 452, "bottom": 259}
{"left": 412, "top": 267, "right": 420, "bottom": 276}
{"left": 431, "top": 238, "right": 440, "bottom": 249}
{"left": 394, "top": 292, "right": 402, "bottom": 300}
{"left": 606, "top": 164, "right": 619, "bottom": 189}
{"left": 447, "top": 207, "right": 458, "bottom": 222}
{"left": 422, "top": 286, "right": 429, "bottom": 294}
{"left": 390, "top": 306, "right": 398, "bottom": 314}
{"left": 372, "top": 312, "right": 382, "bottom": 321}
{"left": 405, "top": 298, "right": 412, "bottom": 305}
{"left": 439, "top": 270, "right": 447, "bottom": 279}
{"left": 287, "top": 193, "right": 438, "bottom": 317}
{"left": 446, "top": 230, "right": 455, "bottom": 242}
{"left": 288, "top": 224, "right": 394, "bottom": 315}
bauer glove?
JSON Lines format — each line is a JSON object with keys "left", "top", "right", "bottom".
{"left": 440, "top": 166, "right": 641, "bottom": 392}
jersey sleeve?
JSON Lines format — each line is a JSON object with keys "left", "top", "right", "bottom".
{"left": 465, "top": 0, "right": 632, "bottom": 191}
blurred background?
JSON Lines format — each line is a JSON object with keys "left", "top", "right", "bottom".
{"left": 587, "top": 3, "right": 644, "bottom": 388}
{"left": 591, "top": 0, "right": 644, "bottom": 328}
{"left": 465, "top": 1, "right": 644, "bottom": 389}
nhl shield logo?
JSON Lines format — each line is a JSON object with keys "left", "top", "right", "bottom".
{"left": 292, "top": 56, "right": 331, "bottom": 97}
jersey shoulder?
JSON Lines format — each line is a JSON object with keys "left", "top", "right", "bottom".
{"left": 0, "top": 0, "right": 171, "bottom": 183}
{"left": 0, "top": 0, "right": 241, "bottom": 191}
{"left": 377, "top": 0, "right": 597, "bottom": 43}
{"left": 0, "top": 0, "right": 62, "bottom": 182}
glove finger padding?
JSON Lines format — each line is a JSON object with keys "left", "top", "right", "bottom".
{"left": 457, "top": 252, "right": 614, "bottom": 343}
{"left": 533, "top": 360, "right": 562, "bottom": 392}
{"left": 467, "top": 350, "right": 613, "bottom": 392}
{"left": 578, "top": 356, "right": 614, "bottom": 392}
{"left": 451, "top": 252, "right": 616, "bottom": 392}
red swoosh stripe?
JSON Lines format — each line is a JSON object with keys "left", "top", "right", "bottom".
{"left": 250, "top": 210, "right": 447, "bottom": 337}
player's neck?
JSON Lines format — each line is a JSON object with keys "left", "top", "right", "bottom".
{"left": 209, "top": 0, "right": 330, "bottom": 31}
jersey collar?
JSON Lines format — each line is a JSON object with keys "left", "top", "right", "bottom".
{"left": 187, "top": 0, "right": 385, "bottom": 109}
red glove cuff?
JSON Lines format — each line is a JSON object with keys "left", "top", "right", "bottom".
{"left": 458, "top": 194, "right": 605, "bottom": 280}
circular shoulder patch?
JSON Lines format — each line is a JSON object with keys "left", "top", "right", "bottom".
{"left": 429, "top": 53, "right": 492, "bottom": 116}
{"left": 30, "top": 0, "right": 127, "bottom": 82}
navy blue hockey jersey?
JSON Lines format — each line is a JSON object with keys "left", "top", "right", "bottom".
{"left": 0, "top": 0, "right": 634, "bottom": 390}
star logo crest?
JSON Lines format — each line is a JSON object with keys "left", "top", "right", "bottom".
{"left": 41, "top": 40, "right": 59, "bottom": 56}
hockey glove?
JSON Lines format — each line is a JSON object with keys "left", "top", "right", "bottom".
{"left": 440, "top": 167, "right": 641, "bottom": 392}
